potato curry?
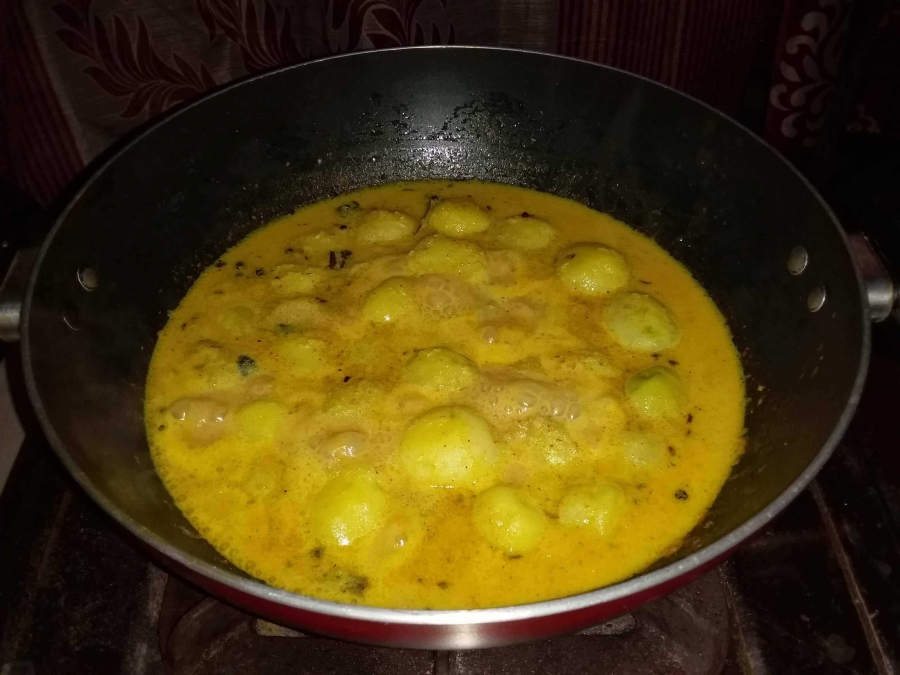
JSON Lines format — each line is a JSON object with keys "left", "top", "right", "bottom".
{"left": 145, "top": 180, "right": 745, "bottom": 609}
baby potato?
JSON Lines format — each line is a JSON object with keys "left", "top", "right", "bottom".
{"left": 408, "top": 235, "right": 487, "bottom": 282}
{"left": 168, "top": 397, "right": 229, "bottom": 446}
{"left": 348, "top": 254, "right": 408, "bottom": 285}
{"left": 403, "top": 347, "right": 479, "bottom": 391}
{"left": 472, "top": 486, "right": 546, "bottom": 555}
{"left": 277, "top": 337, "right": 326, "bottom": 373}
{"left": 217, "top": 306, "right": 256, "bottom": 335}
{"left": 625, "top": 366, "right": 687, "bottom": 418}
{"left": 558, "top": 483, "right": 626, "bottom": 536}
{"left": 318, "top": 430, "right": 367, "bottom": 464}
{"left": 566, "top": 395, "right": 627, "bottom": 455}
{"left": 312, "top": 471, "right": 388, "bottom": 547}
{"left": 525, "top": 416, "right": 578, "bottom": 466}
{"left": 556, "top": 244, "right": 629, "bottom": 296}
{"left": 369, "top": 510, "right": 425, "bottom": 566}
{"left": 622, "top": 432, "right": 664, "bottom": 468}
{"left": 494, "top": 215, "right": 556, "bottom": 250}
{"left": 486, "top": 249, "right": 523, "bottom": 285}
{"left": 356, "top": 209, "right": 419, "bottom": 243}
{"left": 268, "top": 298, "right": 326, "bottom": 330}
{"left": 270, "top": 265, "right": 324, "bottom": 295}
{"left": 602, "top": 292, "right": 681, "bottom": 352}
{"left": 323, "top": 380, "right": 384, "bottom": 422}
{"left": 414, "top": 274, "right": 477, "bottom": 318}
{"left": 399, "top": 406, "right": 497, "bottom": 488}
{"left": 362, "top": 277, "right": 414, "bottom": 323}
{"left": 301, "top": 227, "right": 352, "bottom": 260}
{"left": 245, "top": 373, "right": 276, "bottom": 398}
{"left": 425, "top": 198, "right": 491, "bottom": 237}
{"left": 186, "top": 339, "right": 224, "bottom": 366}
{"left": 541, "top": 350, "right": 621, "bottom": 381}
{"left": 235, "top": 400, "right": 287, "bottom": 444}
{"left": 201, "top": 359, "right": 244, "bottom": 391}
{"left": 243, "top": 468, "right": 281, "bottom": 499}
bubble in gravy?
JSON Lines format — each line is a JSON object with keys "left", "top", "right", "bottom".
{"left": 475, "top": 377, "right": 580, "bottom": 422}
{"left": 415, "top": 275, "right": 477, "bottom": 320}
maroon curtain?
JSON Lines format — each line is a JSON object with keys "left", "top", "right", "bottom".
{"left": 1, "top": 0, "right": 893, "bottom": 207}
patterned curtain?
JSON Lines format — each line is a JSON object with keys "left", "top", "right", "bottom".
{"left": 1, "top": 0, "right": 895, "bottom": 207}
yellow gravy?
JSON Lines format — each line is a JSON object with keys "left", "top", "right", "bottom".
{"left": 145, "top": 180, "right": 745, "bottom": 609}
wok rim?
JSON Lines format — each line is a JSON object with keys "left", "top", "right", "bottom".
{"left": 21, "top": 45, "right": 871, "bottom": 627}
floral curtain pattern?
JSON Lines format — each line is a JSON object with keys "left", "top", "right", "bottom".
{"left": 1, "top": 0, "right": 895, "bottom": 207}
{"left": 766, "top": 0, "right": 851, "bottom": 151}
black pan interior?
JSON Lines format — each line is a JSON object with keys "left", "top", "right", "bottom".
{"left": 26, "top": 48, "right": 864, "bottom": 582}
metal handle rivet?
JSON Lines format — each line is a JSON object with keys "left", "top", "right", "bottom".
{"left": 63, "top": 301, "right": 83, "bottom": 330}
{"left": 77, "top": 267, "right": 98, "bottom": 292}
{"left": 808, "top": 286, "right": 826, "bottom": 312}
{"left": 787, "top": 247, "right": 808, "bottom": 275}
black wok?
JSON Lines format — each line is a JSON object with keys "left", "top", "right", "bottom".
{"left": 10, "top": 47, "right": 871, "bottom": 648}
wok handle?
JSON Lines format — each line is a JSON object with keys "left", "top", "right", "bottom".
{"left": 0, "top": 246, "right": 40, "bottom": 343}
{"left": 0, "top": 180, "right": 49, "bottom": 344}
{"left": 847, "top": 232, "right": 897, "bottom": 323}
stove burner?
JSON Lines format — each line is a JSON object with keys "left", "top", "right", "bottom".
{"left": 158, "top": 570, "right": 729, "bottom": 675}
